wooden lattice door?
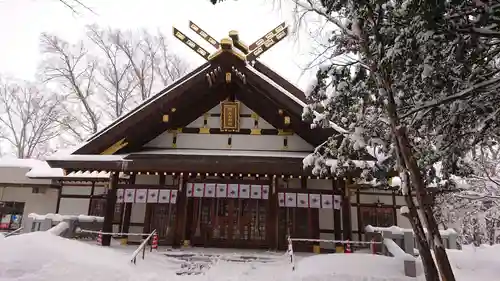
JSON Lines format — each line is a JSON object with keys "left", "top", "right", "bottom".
{"left": 150, "top": 203, "right": 177, "bottom": 245}
{"left": 189, "top": 198, "right": 268, "bottom": 248}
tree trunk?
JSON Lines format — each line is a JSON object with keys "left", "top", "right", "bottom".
{"left": 382, "top": 80, "right": 455, "bottom": 281}
{"left": 401, "top": 173, "right": 440, "bottom": 281}
{"left": 396, "top": 127, "right": 456, "bottom": 281}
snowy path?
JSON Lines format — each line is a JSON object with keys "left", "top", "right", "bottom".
{"left": 1, "top": 233, "right": 499, "bottom": 281}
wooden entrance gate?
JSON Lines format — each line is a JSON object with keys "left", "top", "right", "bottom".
{"left": 184, "top": 182, "right": 270, "bottom": 248}
{"left": 187, "top": 197, "right": 268, "bottom": 248}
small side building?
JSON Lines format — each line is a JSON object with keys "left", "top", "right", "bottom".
{"left": 0, "top": 159, "right": 58, "bottom": 232}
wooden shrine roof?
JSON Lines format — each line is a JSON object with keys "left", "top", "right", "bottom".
{"left": 46, "top": 46, "right": 375, "bottom": 175}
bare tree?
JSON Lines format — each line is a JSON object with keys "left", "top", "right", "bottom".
{"left": 0, "top": 77, "right": 62, "bottom": 158}
{"left": 154, "top": 33, "right": 189, "bottom": 86}
{"left": 39, "top": 33, "right": 100, "bottom": 141}
{"left": 110, "top": 30, "right": 158, "bottom": 101}
{"left": 38, "top": 26, "right": 190, "bottom": 144}
{"left": 86, "top": 25, "right": 137, "bottom": 119}
{"left": 58, "top": 0, "right": 96, "bottom": 15}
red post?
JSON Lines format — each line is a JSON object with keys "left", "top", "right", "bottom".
{"left": 371, "top": 237, "right": 376, "bottom": 254}
{"left": 96, "top": 230, "right": 102, "bottom": 246}
{"left": 344, "top": 239, "right": 352, "bottom": 253}
{"left": 152, "top": 233, "right": 158, "bottom": 250}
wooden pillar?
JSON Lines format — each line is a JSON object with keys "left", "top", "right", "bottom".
{"left": 340, "top": 179, "right": 352, "bottom": 241}
{"left": 392, "top": 190, "right": 398, "bottom": 225}
{"left": 173, "top": 174, "right": 188, "bottom": 248}
{"left": 332, "top": 179, "right": 342, "bottom": 252}
{"left": 102, "top": 172, "right": 119, "bottom": 246}
{"left": 55, "top": 185, "right": 62, "bottom": 213}
{"left": 143, "top": 174, "right": 163, "bottom": 237}
{"left": 356, "top": 190, "right": 362, "bottom": 241}
{"left": 122, "top": 173, "right": 135, "bottom": 235}
{"left": 87, "top": 181, "right": 96, "bottom": 215}
{"left": 267, "top": 176, "right": 279, "bottom": 250}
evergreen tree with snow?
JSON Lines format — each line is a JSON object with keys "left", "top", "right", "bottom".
{"left": 292, "top": 1, "right": 500, "bottom": 281}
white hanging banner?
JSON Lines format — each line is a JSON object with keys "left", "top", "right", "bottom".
{"left": 285, "top": 193, "right": 297, "bottom": 207}
{"left": 170, "top": 190, "right": 178, "bottom": 204}
{"left": 216, "top": 183, "right": 228, "bottom": 198}
{"left": 116, "top": 189, "right": 124, "bottom": 203}
{"left": 309, "top": 194, "right": 322, "bottom": 208}
{"left": 228, "top": 184, "right": 239, "bottom": 198}
{"left": 193, "top": 183, "right": 205, "bottom": 197}
{"left": 321, "top": 194, "right": 333, "bottom": 209}
{"left": 333, "top": 195, "right": 342, "bottom": 210}
{"left": 262, "top": 185, "right": 270, "bottom": 199}
{"left": 147, "top": 189, "right": 159, "bottom": 203}
{"left": 250, "top": 185, "right": 262, "bottom": 199}
{"left": 186, "top": 183, "right": 194, "bottom": 197}
{"left": 205, "top": 183, "right": 216, "bottom": 197}
{"left": 158, "top": 189, "right": 171, "bottom": 203}
{"left": 124, "top": 189, "right": 136, "bottom": 203}
{"left": 135, "top": 189, "right": 148, "bottom": 203}
{"left": 239, "top": 184, "right": 250, "bottom": 198}
{"left": 278, "top": 192, "right": 285, "bottom": 207}
{"left": 297, "top": 193, "right": 309, "bottom": 208}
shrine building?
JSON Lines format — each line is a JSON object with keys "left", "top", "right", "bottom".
{"left": 0, "top": 22, "right": 411, "bottom": 252}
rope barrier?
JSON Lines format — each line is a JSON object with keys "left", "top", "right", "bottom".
{"left": 289, "top": 238, "right": 382, "bottom": 245}
{"left": 77, "top": 229, "right": 151, "bottom": 236}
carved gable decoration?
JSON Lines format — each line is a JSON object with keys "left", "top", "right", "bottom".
{"left": 220, "top": 101, "right": 240, "bottom": 132}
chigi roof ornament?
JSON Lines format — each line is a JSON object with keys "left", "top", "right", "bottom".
{"left": 172, "top": 21, "right": 289, "bottom": 63}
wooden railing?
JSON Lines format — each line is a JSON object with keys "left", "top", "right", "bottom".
{"left": 130, "top": 229, "right": 157, "bottom": 264}
{"left": 3, "top": 227, "right": 23, "bottom": 237}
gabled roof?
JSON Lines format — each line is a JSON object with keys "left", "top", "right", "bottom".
{"left": 70, "top": 50, "right": 342, "bottom": 156}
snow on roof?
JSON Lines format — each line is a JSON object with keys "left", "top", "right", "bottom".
{"left": 131, "top": 149, "right": 310, "bottom": 158}
{"left": 25, "top": 165, "right": 64, "bottom": 178}
{"left": 84, "top": 64, "right": 212, "bottom": 144}
{"left": 0, "top": 158, "right": 48, "bottom": 169}
{"left": 46, "top": 154, "right": 127, "bottom": 162}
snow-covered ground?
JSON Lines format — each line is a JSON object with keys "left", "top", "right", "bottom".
{"left": 0, "top": 231, "right": 499, "bottom": 281}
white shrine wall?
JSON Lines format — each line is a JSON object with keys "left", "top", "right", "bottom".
{"left": 145, "top": 102, "right": 314, "bottom": 152}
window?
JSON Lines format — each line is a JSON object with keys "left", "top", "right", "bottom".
{"left": 0, "top": 201, "right": 25, "bottom": 231}
{"left": 360, "top": 206, "right": 394, "bottom": 228}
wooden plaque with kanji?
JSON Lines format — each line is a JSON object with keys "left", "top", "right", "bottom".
{"left": 220, "top": 101, "right": 240, "bottom": 132}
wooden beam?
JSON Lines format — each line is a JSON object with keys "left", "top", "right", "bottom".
{"left": 248, "top": 22, "right": 286, "bottom": 51}
{"left": 246, "top": 25, "right": 289, "bottom": 62}
{"left": 173, "top": 27, "right": 210, "bottom": 60}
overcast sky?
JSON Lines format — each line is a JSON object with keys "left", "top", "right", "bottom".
{"left": 0, "top": 0, "right": 318, "bottom": 89}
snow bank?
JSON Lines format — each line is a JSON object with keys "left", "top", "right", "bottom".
{"left": 446, "top": 245, "right": 500, "bottom": 280}
{"left": 383, "top": 238, "right": 414, "bottom": 261}
{"left": 0, "top": 232, "right": 176, "bottom": 281}
{"left": 294, "top": 253, "right": 416, "bottom": 280}
{"left": 47, "top": 222, "right": 69, "bottom": 236}
{"left": 365, "top": 225, "right": 457, "bottom": 236}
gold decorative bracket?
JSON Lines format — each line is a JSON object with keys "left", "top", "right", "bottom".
{"left": 101, "top": 138, "right": 128, "bottom": 155}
